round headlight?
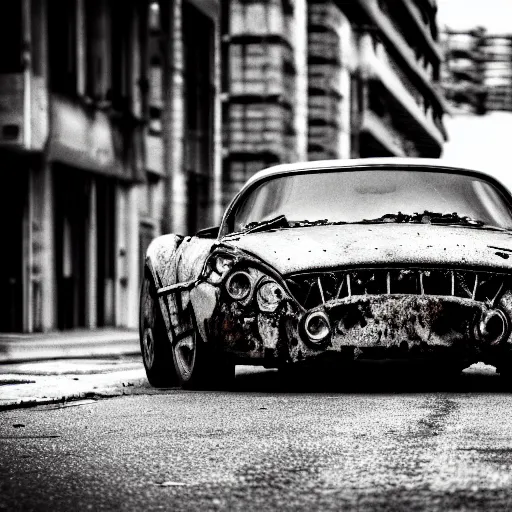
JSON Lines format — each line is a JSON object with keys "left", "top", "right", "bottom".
{"left": 226, "top": 271, "right": 252, "bottom": 300}
{"left": 304, "top": 311, "right": 331, "bottom": 342}
{"left": 257, "top": 281, "right": 285, "bottom": 312}
{"left": 478, "top": 309, "right": 508, "bottom": 344}
{"left": 215, "top": 255, "right": 234, "bottom": 276}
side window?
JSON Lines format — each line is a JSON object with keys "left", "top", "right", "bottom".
{"left": 472, "top": 180, "right": 512, "bottom": 229}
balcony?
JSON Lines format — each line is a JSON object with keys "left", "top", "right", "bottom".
{"left": 356, "top": 0, "right": 447, "bottom": 113}
{"left": 397, "top": 0, "right": 442, "bottom": 62}
{"left": 360, "top": 33, "right": 444, "bottom": 153}
{"left": 228, "top": 0, "right": 294, "bottom": 47}
{"left": 360, "top": 110, "right": 406, "bottom": 157}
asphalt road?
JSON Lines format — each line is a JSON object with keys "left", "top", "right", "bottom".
{"left": 2, "top": 366, "right": 512, "bottom": 511}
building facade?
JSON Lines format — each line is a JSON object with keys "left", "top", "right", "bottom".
{"left": 442, "top": 28, "right": 512, "bottom": 115}
{"left": 0, "top": 0, "right": 446, "bottom": 333}
{"left": 220, "top": 0, "right": 448, "bottom": 206}
{"left": 0, "top": 0, "right": 221, "bottom": 333}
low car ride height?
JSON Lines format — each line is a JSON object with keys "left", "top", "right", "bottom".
{"left": 140, "top": 158, "right": 512, "bottom": 389}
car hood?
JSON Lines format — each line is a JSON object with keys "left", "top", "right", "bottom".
{"left": 222, "top": 224, "right": 512, "bottom": 275}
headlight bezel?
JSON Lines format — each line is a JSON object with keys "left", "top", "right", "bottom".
{"left": 203, "top": 252, "right": 236, "bottom": 285}
{"left": 202, "top": 250, "right": 294, "bottom": 310}
{"left": 256, "top": 278, "right": 286, "bottom": 313}
{"left": 303, "top": 310, "right": 331, "bottom": 343}
{"left": 225, "top": 270, "right": 253, "bottom": 301}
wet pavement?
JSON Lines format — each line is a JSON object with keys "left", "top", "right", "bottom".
{"left": 2, "top": 364, "right": 512, "bottom": 511}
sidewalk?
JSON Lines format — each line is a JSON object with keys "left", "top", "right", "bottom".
{"left": 0, "top": 328, "right": 140, "bottom": 364}
{"left": 0, "top": 358, "right": 148, "bottom": 411}
{"left": 0, "top": 329, "right": 145, "bottom": 410}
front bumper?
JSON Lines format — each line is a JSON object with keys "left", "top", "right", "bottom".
{"left": 210, "top": 294, "right": 511, "bottom": 365}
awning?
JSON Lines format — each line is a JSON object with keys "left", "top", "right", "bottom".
{"left": 47, "top": 94, "right": 145, "bottom": 183}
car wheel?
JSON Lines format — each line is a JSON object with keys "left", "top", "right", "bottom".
{"left": 171, "top": 307, "right": 235, "bottom": 391}
{"left": 139, "top": 268, "right": 178, "bottom": 388}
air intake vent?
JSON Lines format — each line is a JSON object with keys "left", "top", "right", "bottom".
{"left": 286, "top": 268, "right": 509, "bottom": 310}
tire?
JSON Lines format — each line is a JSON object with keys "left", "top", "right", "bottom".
{"left": 139, "top": 268, "right": 178, "bottom": 388}
{"left": 171, "top": 307, "right": 235, "bottom": 391}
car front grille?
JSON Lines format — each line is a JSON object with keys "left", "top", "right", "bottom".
{"left": 285, "top": 268, "right": 509, "bottom": 310}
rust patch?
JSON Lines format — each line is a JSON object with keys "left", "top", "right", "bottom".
{"left": 325, "top": 295, "right": 483, "bottom": 350}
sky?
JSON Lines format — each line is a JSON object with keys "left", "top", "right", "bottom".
{"left": 436, "top": 1, "right": 512, "bottom": 183}
{"left": 436, "top": 0, "right": 512, "bottom": 33}
{"left": 441, "top": 113, "right": 512, "bottom": 191}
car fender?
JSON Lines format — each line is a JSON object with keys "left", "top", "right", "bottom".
{"left": 145, "top": 233, "right": 217, "bottom": 340}
{"left": 144, "top": 233, "right": 186, "bottom": 334}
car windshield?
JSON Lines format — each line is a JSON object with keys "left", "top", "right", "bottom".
{"left": 230, "top": 169, "right": 512, "bottom": 233}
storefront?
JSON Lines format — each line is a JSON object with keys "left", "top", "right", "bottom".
{"left": 0, "top": 152, "right": 29, "bottom": 332}
{"left": 44, "top": 95, "right": 144, "bottom": 331}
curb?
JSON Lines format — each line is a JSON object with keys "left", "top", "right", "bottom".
{"left": 0, "top": 382, "right": 148, "bottom": 412}
{"left": 0, "top": 348, "right": 141, "bottom": 365}
{"left": 0, "top": 332, "right": 140, "bottom": 364}
{"left": 0, "top": 368, "right": 148, "bottom": 411}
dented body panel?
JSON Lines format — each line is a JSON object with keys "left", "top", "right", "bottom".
{"left": 141, "top": 158, "right": 512, "bottom": 373}
{"left": 145, "top": 234, "right": 217, "bottom": 339}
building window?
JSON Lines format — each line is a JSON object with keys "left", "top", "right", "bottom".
{"left": 0, "top": 0, "right": 22, "bottom": 74}
{"left": 148, "top": 1, "right": 163, "bottom": 133}
{"left": 110, "top": 0, "right": 132, "bottom": 111}
{"left": 48, "top": 0, "right": 77, "bottom": 94}
{"left": 85, "top": 0, "right": 107, "bottom": 100}
{"left": 183, "top": 2, "right": 215, "bottom": 232}
{"left": 149, "top": 1, "right": 160, "bottom": 31}
{"left": 31, "top": 0, "right": 43, "bottom": 76}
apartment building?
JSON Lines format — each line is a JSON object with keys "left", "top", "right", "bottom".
{"left": 221, "top": 0, "right": 448, "bottom": 206}
{"left": 442, "top": 28, "right": 512, "bottom": 114}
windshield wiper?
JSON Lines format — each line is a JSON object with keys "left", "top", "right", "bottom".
{"left": 234, "top": 211, "right": 509, "bottom": 235}
{"left": 238, "top": 217, "right": 344, "bottom": 235}
{"left": 242, "top": 215, "right": 291, "bottom": 234}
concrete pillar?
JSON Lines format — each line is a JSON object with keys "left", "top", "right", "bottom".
{"left": 21, "top": 0, "right": 33, "bottom": 332}
{"left": 23, "top": 167, "right": 34, "bottom": 333}
{"left": 294, "top": 0, "right": 308, "bottom": 162}
{"left": 162, "top": 0, "right": 187, "bottom": 235}
{"left": 212, "top": 15, "right": 223, "bottom": 225}
{"left": 29, "top": 162, "right": 52, "bottom": 332}
{"left": 22, "top": 0, "right": 32, "bottom": 150}
{"left": 40, "top": 162, "right": 55, "bottom": 332}
{"left": 76, "top": 0, "right": 86, "bottom": 96}
{"left": 86, "top": 180, "right": 97, "bottom": 329}
{"left": 339, "top": 11, "right": 354, "bottom": 159}
{"left": 126, "top": 186, "right": 140, "bottom": 328}
{"left": 113, "top": 183, "right": 139, "bottom": 328}
{"left": 115, "top": 185, "right": 126, "bottom": 326}
{"left": 131, "top": 0, "right": 143, "bottom": 119}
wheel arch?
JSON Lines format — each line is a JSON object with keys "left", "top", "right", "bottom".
{"left": 143, "top": 233, "right": 187, "bottom": 334}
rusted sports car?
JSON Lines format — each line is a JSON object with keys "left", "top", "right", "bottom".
{"left": 140, "top": 158, "right": 512, "bottom": 389}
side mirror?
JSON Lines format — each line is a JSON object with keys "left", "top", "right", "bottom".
{"left": 195, "top": 226, "right": 220, "bottom": 238}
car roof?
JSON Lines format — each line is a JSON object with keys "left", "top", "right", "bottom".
{"left": 243, "top": 157, "right": 511, "bottom": 191}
